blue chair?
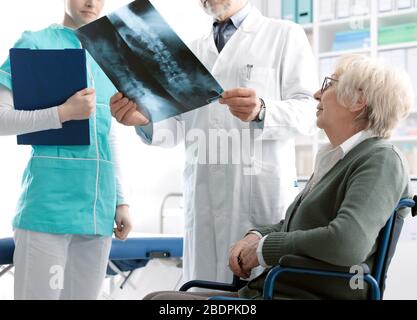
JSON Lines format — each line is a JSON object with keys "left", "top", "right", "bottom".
{"left": 180, "top": 197, "right": 417, "bottom": 300}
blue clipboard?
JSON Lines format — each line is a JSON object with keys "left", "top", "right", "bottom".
{"left": 10, "top": 48, "right": 90, "bottom": 145}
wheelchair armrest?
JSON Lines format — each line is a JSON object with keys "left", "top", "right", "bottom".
{"left": 263, "top": 255, "right": 379, "bottom": 300}
{"left": 179, "top": 275, "right": 248, "bottom": 292}
{"left": 278, "top": 255, "right": 370, "bottom": 274}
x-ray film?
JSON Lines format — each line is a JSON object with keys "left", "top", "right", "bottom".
{"left": 76, "top": 0, "right": 223, "bottom": 122}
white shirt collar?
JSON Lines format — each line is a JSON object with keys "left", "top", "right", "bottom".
{"left": 229, "top": 1, "right": 252, "bottom": 29}
{"left": 339, "top": 130, "right": 376, "bottom": 157}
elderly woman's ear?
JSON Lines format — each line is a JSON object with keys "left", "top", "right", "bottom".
{"left": 349, "top": 94, "right": 367, "bottom": 113}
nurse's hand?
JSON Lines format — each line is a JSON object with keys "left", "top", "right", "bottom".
{"left": 228, "top": 233, "right": 261, "bottom": 279}
{"left": 114, "top": 205, "right": 132, "bottom": 241}
{"left": 219, "top": 88, "right": 262, "bottom": 122}
{"left": 58, "top": 88, "right": 96, "bottom": 123}
{"left": 110, "top": 92, "right": 150, "bottom": 126}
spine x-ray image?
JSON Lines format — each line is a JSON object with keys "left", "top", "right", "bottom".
{"left": 76, "top": 0, "right": 223, "bottom": 122}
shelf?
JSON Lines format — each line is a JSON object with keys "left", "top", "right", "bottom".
{"left": 378, "top": 8, "right": 417, "bottom": 27}
{"left": 378, "top": 41, "right": 417, "bottom": 51}
{"left": 319, "top": 15, "right": 370, "bottom": 28}
{"left": 276, "top": 5, "right": 417, "bottom": 181}
{"left": 319, "top": 48, "right": 371, "bottom": 58}
{"left": 378, "top": 8, "right": 417, "bottom": 20}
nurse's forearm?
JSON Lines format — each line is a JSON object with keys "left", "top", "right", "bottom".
{"left": 0, "top": 86, "right": 62, "bottom": 136}
{"left": 109, "top": 118, "right": 129, "bottom": 206}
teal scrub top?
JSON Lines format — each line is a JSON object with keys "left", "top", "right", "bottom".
{"left": 0, "top": 24, "right": 118, "bottom": 236}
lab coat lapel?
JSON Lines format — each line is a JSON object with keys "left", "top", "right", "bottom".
{"left": 210, "top": 7, "right": 264, "bottom": 75}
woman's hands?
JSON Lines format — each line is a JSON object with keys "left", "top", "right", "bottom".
{"left": 114, "top": 205, "right": 132, "bottom": 241}
{"left": 229, "top": 233, "right": 261, "bottom": 278}
{"left": 58, "top": 88, "right": 96, "bottom": 123}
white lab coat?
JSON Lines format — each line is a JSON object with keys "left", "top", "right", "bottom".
{"left": 136, "top": 7, "right": 318, "bottom": 284}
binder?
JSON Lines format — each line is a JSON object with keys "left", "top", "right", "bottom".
{"left": 379, "top": 0, "right": 393, "bottom": 12}
{"left": 282, "top": 0, "right": 297, "bottom": 22}
{"left": 297, "top": 0, "right": 313, "bottom": 24}
{"left": 10, "top": 48, "right": 89, "bottom": 145}
{"left": 396, "top": 0, "right": 413, "bottom": 9}
{"left": 320, "top": 0, "right": 336, "bottom": 21}
{"left": 352, "top": 0, "right": 370, "bottom": 15}
{"left": 336, "top": 0, "right": 351, "bottom": 18}
{"left": 378, "top": 23, "right": 417, "bottom": 45}
{"left": 332, "top": 29, "right": 371, "bottom": 51}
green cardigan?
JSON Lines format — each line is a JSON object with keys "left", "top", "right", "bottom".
{"left": 240, "top": 137, "right": 410, "bottom": 300}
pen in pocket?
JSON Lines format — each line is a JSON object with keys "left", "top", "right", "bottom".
{"left": 246, "top": 64, "right": 253, "bottom": 80}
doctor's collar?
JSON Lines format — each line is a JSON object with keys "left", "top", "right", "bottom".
{"left": 212, "top": 1, "right": 251, "bottom": 30}
{"left": 204, "top": 3, "right": 260, "bottom": 39}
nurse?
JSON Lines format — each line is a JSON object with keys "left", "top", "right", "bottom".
{"left": 0, "top": 0, "right": 131, "bottom": 300}
{"left": 110, "top": 0, "right": 318, "bottom": 284}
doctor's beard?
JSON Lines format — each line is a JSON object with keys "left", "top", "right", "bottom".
{"left": 201, "top": 0, "right": 232, "bottom": 20}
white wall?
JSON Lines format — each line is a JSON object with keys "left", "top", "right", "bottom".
{"left": 0, "top": 0, "right": 212, "bottom": 237}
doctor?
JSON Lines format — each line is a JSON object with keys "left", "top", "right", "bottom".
{"left": 110, "top": 0, "right": 318, "bottom": 284}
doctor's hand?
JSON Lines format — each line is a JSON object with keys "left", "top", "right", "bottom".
{"left": 110, "top": 92, "right": 150, "bottom": 126}
{"left": 114, "top": 205, "right": 132, "bottom": 241}
{"left": 228, "top": 233, "right": 261, "bottom": 279}
{"left": 58, "top": 88, "right": 96, "bottom": 123}
{"left": 219, "top": 88, "right": 262, "bottom": 122}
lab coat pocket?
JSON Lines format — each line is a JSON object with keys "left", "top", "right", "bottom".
{"left": 238, "top": 66, "right": 276, "bottom": 98}
{"left": 249, "top": 159, "right": 293, "bottom": 227}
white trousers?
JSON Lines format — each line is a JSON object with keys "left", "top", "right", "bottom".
{"left": 13, "top": 229, "right": 112, "bottom": 300}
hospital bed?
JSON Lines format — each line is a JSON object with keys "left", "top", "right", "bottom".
{"left": 0, "top": 234, "right": 183, "bottom": 297}
{"left": 106, "top": 233, "right": 183, "bottom": 292}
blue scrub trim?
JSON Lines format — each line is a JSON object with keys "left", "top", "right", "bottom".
{"left": 0, "top": 69, "right": 12, "bottom": 90}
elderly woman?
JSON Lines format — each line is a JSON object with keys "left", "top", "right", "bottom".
{"left": 229, "top": 53, "right": 414, "bottom": 300}
{"left": 145, "top": 54, "right": 414, "bottom": 300}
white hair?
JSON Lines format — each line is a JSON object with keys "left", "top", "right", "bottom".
{"left": 334, "top": 54, "right": 414, "bottom": 138}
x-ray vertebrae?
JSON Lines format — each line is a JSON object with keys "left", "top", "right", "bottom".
{"left": 76, "top": 0, "right": 223, "bottom": 122}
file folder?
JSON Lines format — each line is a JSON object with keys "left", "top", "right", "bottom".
{"left": 320, "top": 0, "right": 336, "bottom": 21}
{"left": 378, "top": 23, "right": 417, "bottom": 45}
{"left": 396, "top": 0, "right": 412, "bottom": 9}
{"left": 282, "top": 0, "right": 297, "bottom": 22}
{"left": 297, "top": 0, "right": 313, "bottom": 24}
{"left": 10, "top": 48, "right": 89, "bottom": 145}
{"left": 336, "top": 0, "right": 351, "bottom": 18}
{"left": 379, "top": 0, "right": 393, "bottom": 12}
{"left": 352, "top": 0, "right": 370, "bottom": 15}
